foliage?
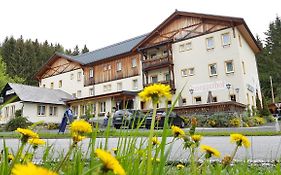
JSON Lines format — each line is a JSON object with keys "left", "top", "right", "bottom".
{"left": 5, "top": 110, "right": 30, "bottom": 131}
{"left": 46, "top": 123, "right": 60, "bottom": 130}
{"left": 229, "top": 118, "right": 241, "bottom": 127}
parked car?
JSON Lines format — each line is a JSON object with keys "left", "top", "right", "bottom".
{"left": 112, "top": 109, "right": 145, "bottom": 129}
{"left": 144, "top": 110, "right": 185, "bottom": 129}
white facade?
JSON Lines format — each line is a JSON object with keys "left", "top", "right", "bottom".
{"left": 0, "top": 101, "right": 22, "bottom": 124}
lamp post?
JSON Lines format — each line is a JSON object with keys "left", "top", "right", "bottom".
{"left": 235, "top": 88, "right": 240, "bottom": 102}
{"left": 226, "top": 83, "right": 231, "bottom": 100}
{"left": 189, "top": 88, "right": 194, "bottom": 104}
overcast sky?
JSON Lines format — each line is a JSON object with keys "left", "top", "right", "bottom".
{"left": 0, "top": 0, "right": 280, "bottom": 51}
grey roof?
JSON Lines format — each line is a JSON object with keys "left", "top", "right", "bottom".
{"left": 68, "top": 34, "right": 148, "bottom": 65}
{"left": 9, "top": 83, "right": 73, "bottom": 105}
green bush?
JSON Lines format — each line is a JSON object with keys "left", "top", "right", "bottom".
{"left": 254, "top": 116, "right": 266, "bottom": 125}
{"left": 5, "top": 116, "right": 30, "bottom": 131}
{"left": 47, "top": 123, "right": 60, "bottom": 130}
{"left": 229, "top": 118, "right": 241, "bottom": 127}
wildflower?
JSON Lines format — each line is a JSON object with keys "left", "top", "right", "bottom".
{"left": 70, "top": 120, "right": 92, "bottom": 134}
{"left": 72, "top": 134, "right": 86, "bottom": 143}
{"left": 191, "top": 135, "right": 202, "bottom": 142}
{"left": 11, "top": 162, "right": 58, "bottom": 175}
{"left": 151, "top": 158, "right": 160, "bottom": 163}
{"left": 171, "top": 125, "right": 185, "bottom": 138}
{"left": 152, "top": 137, "right": 160, "bottom": 146}
{"left": 95, "top": 149, "right": 126, "bottom": 175}
{"left": 176, "top": 164, "right": 185, "bottom": 170}
{"left": 8, "top": 154, "right": 14, "bottom": 162}
{"left": 200, "top": 145, "right": 220, "bottom": 158}
{"left": 222, "top": 155, "right": 232, "bottom": 166}
{"left": 230, "top": 134, "right": 250, "bottom": 148}
{"left": 138, "top": 84, "right": 171, "bottom": 103}
{"left": 28, "top": 138, "right": 45, "bottom": 148}
{"left": 191, "top": 117, "right": 197, "bottom": 127}
{"left": 112, "top": 148, "right": 118, "bottom": 154}
{"left": 16, "top": 128, "right": 39, "bottom": 143}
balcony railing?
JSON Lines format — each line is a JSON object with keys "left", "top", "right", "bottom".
{"left": 144, "top": 80, "right": 175, "bottom": 90}
{"left": 84, "top": 77, "right": 94, "bottom": 86}
{"left": 142, "top": 55, "right": 173, "bottom": 70}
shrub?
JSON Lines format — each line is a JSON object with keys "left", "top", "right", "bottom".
{"left": 5, "top": 116, "right": 30, "bottom": 131}
{"left": 207, "top": 119, "right": 216, "bottom": 127}
{"left": 254, "top": 116, "right": 266, "bottom": 125}
{"left": 47, "top": 123, "right": 60, "bottom": 130}
{"left": 229, "top": 118, "right": 241, "bottom": 127}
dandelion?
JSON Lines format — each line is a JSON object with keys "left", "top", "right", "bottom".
{"left": 72, "top": 134, "right": 86, "bottom": 143}
{"left": 70, "top": 120, "right": 92, "bottom": 134}
{"left": 95, "top": 149, "right": 126, "bottom": 175}
{"left": 8, "top": 154, "right": 14, "bottom": 162}
{"left": 200, "top": 145, "right": 220, "bottom": 158}
{"left": 152, "top": 137, "right": 160, "bottom": 146}
{"left": 176, "top": 164, "right": 185, "bottom": 170}
{"left": 230, "top": 134, "right": 250, "bottom": 148}
{"left": 222, "top": 155, "right": 232, "bottom": 166}
{"left": 16, "top": 128, "right": 39, "bottom": 143}
{"left": 28, "top": 138, "right": 45, "bottom": 149}
{"left": 191, "top": 135, "right": 202, "bottom": 142}
{"left": 171, "top": 125, "right": 185, "bottom": 138}
{"left": 138, "top": 84, "right": 171, "bottom": 103}
{"left": 12, "top": 162, "right": 58, "bottom": 175}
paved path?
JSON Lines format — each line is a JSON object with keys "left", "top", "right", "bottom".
{"left": 2, "top": 136, "right": 281, "bottom": 162}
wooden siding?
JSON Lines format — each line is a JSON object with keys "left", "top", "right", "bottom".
{"left": 85, "top": 53, "right": 141, "bottom": 85}
{"left": 41, "top": 57, "right": 81, "bottom": 79}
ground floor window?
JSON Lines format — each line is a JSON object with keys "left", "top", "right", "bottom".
{"left": 230, "top": 94, "right": 236, "bottom": 101}
{"left": 72, "top": 106, "right": 78, "bottom": 116}
{"left": 100, "top": 102, "right": 106, "bottom": 113}
{"left": 195, "top": 97, "right": 202, "bottom": 104}
{"left": 38, "top": 105, "right": 46, "bottom": 116}
{"left": 49, "top": 106, "right": 57, "bottom": 117}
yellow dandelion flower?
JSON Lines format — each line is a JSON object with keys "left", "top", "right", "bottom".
{"left": 171, "top": 125, "right": 185, "bottom": 138}
{"left": 70, "top": 120, "right": 92, "bottom": 134}
{"left": 200, "top": 145, "right": 220, "bottom": 158}
{"left": 191, "top": 135, "right": 202, "bottom": 142}
{"left": 151, "top": 158, "right": 160, "bottom": 163}
{"left": 72, "top": 134, "right": 86, "bottom": 143}
{"left": 8, "top": 154, "right": 14, "bottom": 161}
{"left": 12, "top": 162, "right": 58, "bottom": 175}
{"left": 16, "top": 128, "right": 39, "bottom": 143}
{"left": 138, "top": 84, "right": 172, "bottom": 103}
{"left": 176, "top": 164, "right": 185, "bottom": 170}
{"left": 152, "top": 137, "right": 160, "bottom": 145}
{"left": 230, "top": 134, "right": 250, "bottom": 148}
{"left": 28, "top": 138, "right": 45, "bottom": 146}
{"left": 95, "top": 149, "right": 126, "bottom": 175}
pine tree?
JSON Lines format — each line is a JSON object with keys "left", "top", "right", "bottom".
{"left": 72, "top": 45, "right": 80, "bottom": 56}
{"left": 82, "top": 44, "right": 89, "bottom": 53}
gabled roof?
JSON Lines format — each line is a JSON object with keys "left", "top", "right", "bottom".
{"left": 6, "top": 83, "right": 73, "bottom": 105}
{"left": 71, "top": 34, "right": 148, "bottom": 65}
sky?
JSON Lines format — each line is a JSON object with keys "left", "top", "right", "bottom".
{"left": 0, "top": 0, "right": 280, "bottom": 51}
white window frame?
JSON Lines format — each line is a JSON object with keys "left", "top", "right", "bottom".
{"left": 188, "top": 68, "right": 195, "bottom": 76}
{"left": 132, "top": 57, "right": 137, "bottom": 68}
{"left": 50, "top": 82, "right": 54, "bottom": 89}
{"left": 117, "top": 82, "right": 122, "bottom": 91}
{"left": 100, "top": 102, "right": 106, "bottom": 113}
{"left": 225, "top": 60, "right": 234, "bottom": 74}
{"left": 70, "top": 73, "right": 74, "bottom": 80}
{"left": 194, "top": 97, "right": 202, "bottom": 104}
{"left": 117, "top": 62, "right": 122, "bottom": 71}
{"left": 77, "top": 72, "right": 82, "bottom": 81}
{"left": 77, "top": 90, "right": 82, "bottom": 97}
{"left": 206, "top": 37, "right": 215, "bottom": 50}
{"left": 11, "top": 105, "right": 15, "bottom": 117}
{"left": 37, "top": 105, "right": 46, "bottom": 116}
{"left": 222, "top": 33, "right": 231, "bottom": 47}
{"left": 89, "top": 88, "right": 94, "bottom": 96}
{"left": 132, "top": 79, "right": 138, "bottom": 90}
{"left": 59, "top": 80, "right": 62, "bottom": 88}
{"left": 151, "top": 75, "right": 158, "bottom": 83}
{"left": 181, "top": 69, "right": 188, "bottom": 77}
{"left": 89, "top": 68, "right": 94, "bottom": 78}
{"left": 209, "top": 63, "right": 217, "bottom": 77}
{"left": 185, "top": 42, "right": 192, "bottom": 51}
{"left": 49, "top": 106, "right": 57, "bottom": 117}
{"left": 179, "top": 44, "right": 185, "bottom": 52}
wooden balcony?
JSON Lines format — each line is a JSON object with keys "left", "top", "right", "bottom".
{"left": 84, "top": 77, "right": 94, "bottom": 86}
{"left": 142, "top": 55, "right": 173, "bottom": 71}
{"left": 144, "top": 80, "right": 175, "bottom": 91}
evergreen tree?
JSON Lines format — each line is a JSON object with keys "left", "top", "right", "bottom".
{"left": 72, "top": 45, "right": 80, "bottom": 56}
{"left": 65, "top": 49, "right": 72, "bottom": 55}
{"left": 82, "top": 44, "right": 89, "bottom": 53}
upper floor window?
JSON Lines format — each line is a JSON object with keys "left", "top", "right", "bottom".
{"left": 230, "top": 94, "right": 236, "bottom": 101}
{"left": 225, "top": 60, "right": 234, "bottom": 73}
{"left": 242, "top": 61, "right": 246, "bottom": 74}
{"left": 77, "top": 72, "right": 82, "bottom": 81}
{"left": 50, "top": 82, "right": 54, "bottom": 89}
{"left": 132, "top": 79, "right": 138, "bottom": 90}
{"left": 150, "top": 53, "right": 157, "bottom": 59}
{"left": 188, "top": 68, "right": 195, "bottom": 76}
{"left": 37, "top": 105, "right": 45, "bottom": 116}
{"left": 89, "top": 88, "right": 94, "bottom": 96}
{"left": 117, "top": 82, "right": 122, "bottom": 91}
{"left": 182, "top": 98, "right": 187, "bottom": 106}
{"left": 151, "top": 75, "right": 158, "bottom": 83}
{"left": 222, "top": 33, "right": 231, "bottom": 46}
{"left": 195, "top": 97, "right": 202, "bottom": 104}
{"left": 89, "top": 68, "right": 94, "bottom": 78}
{"left": 206, "top": 37, "right": 214, "bottom": 50}
{"left": 209, "top": 63, "right": 217, "bottom": 76}
{"left": 77, "top": 90, "right": 82, "bottom": 97}
{"left": 181, "top": 69, "right": 188, "bottom": 77}
{"left": 59, "top": 80, "right": 62, "bottom": 88}
{"left": 179, "top": 42, "right": 192, "bottom": 52}
{"left": 70, "top": 73, "right": 74, "bottom": 80}
{"left": 132, "top": 57, "right": 137, "bottom": 68}
{"left": 43, "top": 84, "right": 46, "bottom": 88}
{"left": 72, "top": 93, "right": 76, "bottom": 98}
{"left": 117, "top": 62, "right": 122, "bottom": 71}
{"left": 165, "top": 73, "right": 171, "bottom": 81}
{"left": 49, "top": 106, "right": 57, "bottom": 116}
{"left": 238, "top": 35, "right": 242, "bottom": 47}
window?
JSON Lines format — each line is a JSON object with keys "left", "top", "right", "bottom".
{"left": 230, "top": 94, "right": 236, "bottom": 102}
{"left": 108, "top": 65, "right": 111, "bottom": 70}
{"left": 49, "top": 106, "right": 57, "bottom": 116}
{"left": 133, "top": 79, "right": 138, "bottom": 90}
{"left": 151, "top": 53, "right": 157, "bottom": 59}
{"left": 80, "top": 105, "right": 86, "bottom": 115}
{"left": 107, "top": 84, "right": 112, "bottom": 91}
{"left": 181, "top": 69, "right": 188, "bottom": 77}
{"left": 77, "top": 90, "right": 82, "bottom": 97}
{"left": 185, "top": 42, "right": 192, "bottom": 51}
{"left": 72, "top": 93, "right": 76, "bottom": 98}
{"left": 165, "top": 73, "right": 171, "bottom": 81}
{"left": 91, "top": 103, "right": 96, "bottom": 114}
{"left": 4, "top": 107, "right": 9, "bottom": 118}
{"left": 242, "top": 61, "right": 246, "bottom": 74}
{"left": 195, "top": 97, "right": 202, "bottom": 104}
{"left": 11, "top": 105, "right": 15, "bottom": 117}
{"left": 246, "top": 93, "right": 250, "bottom": 104}
{"left": 179, "top": 44, "right": 185, "bottom": 52}
{"left": 117, "top": 62, "right": 122, "bottom": 71}
{"left": 182, "top": 98, "right": 187, "bottom": 105}
{"left": 50, "top": 82, "right": 54, "bottom": 89}
{"left": 188, "top": 68, "right": 195, "bottom": 76}
{"left": 206, "top": 37, "right": 214, "bottom": 50}
{"left": 117, "top": 82, "right": 122, "bottom": 91}
{"left": 132, "top": 58, "right": 137, "bottom": 68}
{"left": 72, "top": 106, "right": 78, "bottom": 116}
{"left": 163, "top": 50, "right": 168, "bottom": 56}
{"left": 89, "top": 88, "right": 94, "bottom": 96}
{"left": 70, "top": 73, "right": 74, "bottom": 80}
{"left": 222, "top": 33, "right": 231, "bottom": 46}
{"left": 89, "top": 68, "right": 94, "bottom": 78}
{"left": 213, "top": 97, "right": 218, "bottom": 102}
{"left": 167, "top": 100, "right": 172, "bottom": 107}
{"left": 225, "top": 60, "right": 234, "bottom": 73}
{"left": 209, "top": 63, "right": 217, "bottom": 76}
{"left": 103, "top": 85, "right": 107, "bottom": 92}
{"left": 100, "top": 102, "right": 106, "bottom": 113}
{"left": 43, "top": 84, "right": 46, "bottom": 88}
{"left": 59, "top": 80, "right": 62, "bottom": 88}
{"left": 77, "top": 72, "right": 82, "bottom": 81}
{"left": 151, "top": 76, "right": 158, "bottom": 83}
{"left": 103, "top": 65, "right": 108, "bottom": 71}
{"left": 238, "top": 35, "right": 242, "bottom": 47}
{"left": 37, "top": 105, "right": 45, "bottom": 116}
